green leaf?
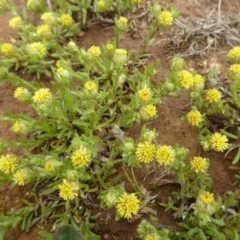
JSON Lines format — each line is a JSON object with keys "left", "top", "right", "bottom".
{"left": 54, "top": 225, "right": 84, "bottom": 240}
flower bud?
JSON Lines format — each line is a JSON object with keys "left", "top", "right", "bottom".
{"left": 171, "top": 56, "right": 185, "bottom": 71}
{"left": 66, "top": 170, "right": 79, "bottom": 181}
{"left": 118, "top": 74, "right": 126, "bottom": 87}
{"left": 67, "top": 40, "right": 79, "bottom": 53}
{"left": 123, "top": 138, "right": 135, "bottom": 153}
{"left": 115, "top": 16, "right": 128, "bottom": 32}
{"left": 113, "top": 49, "right": 128, "bottom": 65}
{"left": 26, "top": 0, "right": 44, "bottom": 12}
{"left": 165, "top": 82, "right": 175, "bottom": 92}
{"left": 141, "top": 128, "right": 158, "bottom": 142}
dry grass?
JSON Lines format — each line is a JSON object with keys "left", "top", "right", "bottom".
{"left": 160, "top": 2, "right": 240, "bottom": 57}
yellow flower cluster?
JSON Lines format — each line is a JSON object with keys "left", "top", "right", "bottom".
{"left": 45, "top": 160, "right": 56, "bottom": 172}
{"left": 227, "top": 46, "right": 240, "bottom": 63}
{"left": 36, "top": 24, "right": 51, "bottom": 38}
{"left": 135, "top": 141, "right": 156, "bottom": 163}
{"left": 85, "top": 81, "right": 97, "bottom": 91}
{"left": 32, "top": 88, "right": 52, "bottom": 104}
{"left": 71, "top": 146, "right": 91, "bottom": 168}
{"left": 159, "top": 11, "right": 173, "bottom": 28}
{"left": 199, "top": 191, "right": 214, "bottom": 205}
{"left": 88, "top": 45, "right": 101, "bottom": 57}
{"left": 59, "top": 179, "right": 79, "bottom": 200}
{"left": 0, "top": 154, "right": 18, "bottom": 174}
{"left": 190, "top": 156, "right": 208, "bottom": 173}
{"left": 113, "top": 48, "right": 127, "bottom": 64}
{"left": 206, "top": 88, "right": 222, "bottom": 103}
{"left": 140, "top": 104, "right": 157, "bottom": 120}
{"left": 178, "top": 70, "right": 193, "bottom": 89}
{"left": 138, "top": 88, "right": 152, "bottom": 102}
{"left": 210, "top": 132, "right": 228, "bottom": 152}
{"left": 156, "top": 145, "right": 175, "bottom": 166}
{"left": 116, "top": 192, "right": 140, "bottom": 219}
{"left": 27, "top": 42, "right": 47, "bottom": 59}
{"left": 9, "top": 17, "right": 23, "bottom": 30}
{"left": 60, "top": 14, "right": 74, "bottom": 27}
{"left": 1, "top": 43, "right": 14, "bottom": 56}
{"left": 13, "top": 170, "right": 26, "bottom": 186}
{"left": 186, "top": 110, "right": 202, "bottom": 126}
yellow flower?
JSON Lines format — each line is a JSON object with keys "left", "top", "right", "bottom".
{"left": 193, "top": 74, "right": 204, "bottom": 86}
{"left": 36, "top": 24, "right": 51, "bottom": 38}
{"left": 210, "top": 132, "right": 228, "bottom": 152}
{"left": 227, "top": 46, "right": 240, "bottom": 63}
{"left": 228, "top": 64, "right": 240, "bottom": 81}
{"left": 206, "top": 88, "right": 222, "bottom": 103}
{"left": 186, "top": 110, "right": 202, "bottom": 126}
{"left": 144, "top": 235, "right": 155, "bottom": 240}
{"left": 159, "top": 10, "right": 173, "bottom": 28}
{"left": 71, "top": 146, "right": 91, "bottom": 168}
{"left": 190, "top": 157, "right": 208, "bottom": 173}
{"left": 56, "top": 60, "right": 62, "bottom": 68}
{"left": 9, "top": 16, "right": 23, "bottom": 30}
{"left": 138, "top": 88, "right": 152, "bottom": 102}
{"left": 95, "top": 0, "right": 106, "bottom": 11}
{"left": 106, "top": 43, "right": 114, "bottom": 51}
{"left": 59, "top": 179, "right": 79, "bottom": 200}
{"left": 85, "top": 81, "right": 97, "bottom": 91}
{"left": 140, "top": 104, "right": 157, "bottom": 120}
{"left": 45, "top": 160, "right": 56, "bottom": 172}
{"left": 12, "top": 122, "right": 21, "bottom": 133}
{"left": 14, "top": 87, "right": 23, "bottom": 99}
{"left": 13, "top": 87, "right": 31, "bottom": 102}
{"left": 60, "top": 14, "right": 74, "bottom": 27}
{"left": 178, "top": 70, "right": 194, "bottom": 89}
{"left": 116, "top": 192, "right": 140, "bottom": 219}
{"left": 13, "top": 169, "right": 29, "bottom": 186}
{"left": 41, "top": 12, "right": 56, "bottom": 25}
{"left": 32, "top": 88, "right": 52, "bottom": 104}
{"left": 26, "top": 0, "right": 42, "bottom": 11}
{"left": 195, "top": 191, "right": 217, "bottom": 215}
{"left": 113, "top": 48, "right": 128, "bottom": 64}
{"left": 156, "top": 145, "right": 175, "bottom": 166}
{"left": 199, "top": 191, "right": 214, "bottom": 205}
{"left": 27, "top": 42, "right": 47, "bottom": 59}
{"left": 0, "top": 154, "right": 18, "bottom": 174}
{"left": 136, "top": 141, "right": 156, "bottom": 163}
{"left": 1, "top": 43, "right": 14, "bottom": 56}
{"left": 132, "top": 0, "right": 142, "bottom": 4}
{"left": 229, "top": 64, "right": 240, "bottom": 74}
{"left": 88, "top": 45, "right": 101, "bottom": 57}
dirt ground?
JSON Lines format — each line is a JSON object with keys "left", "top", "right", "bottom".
{"left": 0, "top": 0, "right": 240, "bottom": 239}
